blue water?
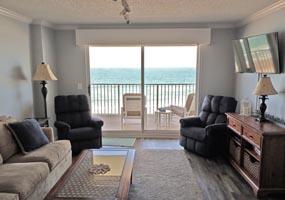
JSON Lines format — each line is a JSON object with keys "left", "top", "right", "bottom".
{"left": 91, "top": 68, "right": 196, "bottom": 84}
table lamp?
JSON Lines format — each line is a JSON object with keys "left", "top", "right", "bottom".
{"left": 33, "top": 62, "right": 57, "bottom": 125}
{"left": 253, "top": 75, "right": 277, "bottom": 122}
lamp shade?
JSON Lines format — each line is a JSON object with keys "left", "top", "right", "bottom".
{"left": 33, "top": 62, "right": 57, "bottom": 81}
{"left": 253, "top": 75, "right": 277, "bottom": 96}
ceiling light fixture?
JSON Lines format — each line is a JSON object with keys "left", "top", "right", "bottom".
{"left": 113, "top": 0, "right": 131, "bottom": 24}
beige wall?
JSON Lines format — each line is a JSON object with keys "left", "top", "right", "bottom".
{"left": 0, "top": 15, "right": 33, "bottom": 119}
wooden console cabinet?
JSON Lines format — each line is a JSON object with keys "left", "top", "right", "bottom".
{"left": 226, "top": 113, "right": 285, "bottom": 198}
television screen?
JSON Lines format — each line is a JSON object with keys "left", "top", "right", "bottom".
{"left": 233, "top": 39, "right": 255, "bottom": 73}
{"left": 233, "top": 32, "right": 280, "bottom": 74}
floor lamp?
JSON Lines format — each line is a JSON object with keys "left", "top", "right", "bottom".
{"left": 33, "top": 62, "right": 58, "bottom": 126}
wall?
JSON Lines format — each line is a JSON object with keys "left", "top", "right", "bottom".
{"left": 198, "top": 28, "right": 236, "bottom": 107}
{"left": 235, "top": 9, "right": 285, "bottom": 120}
{"left": 0, "top": 17, "right": 237, "bottom": 120}
{"left": 0, "top": 15, "right": 33, "bottom": 119}
{"left": 55, "top": 30, "right": 88, "bottom": 95}
{"left": 30, "top": 25, "right": 58, "bottom": 126}
{"left": 54, "top": 28, "right": 236, "bottom": 110}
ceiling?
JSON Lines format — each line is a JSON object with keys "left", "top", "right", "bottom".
{"left": 0, "top": 0, "right": 280, "bottom": 25}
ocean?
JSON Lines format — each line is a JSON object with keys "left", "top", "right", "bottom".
{"left": 90, "top": 67, "right": 196, "bottom": 114}
{"left": 90, "top": 68, "right": 196, "bottom": 84}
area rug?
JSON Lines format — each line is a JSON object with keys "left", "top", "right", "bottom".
{"left": 129, "top": 150, "right": 203, "bottom": 200}
{"left": 102, "top": 137, "right": 136, "bottom": 147}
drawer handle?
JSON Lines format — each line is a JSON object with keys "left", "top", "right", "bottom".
{"left": 249, "top": 135, "right": 254, "bottom": 139}
{"left": 232, "top": 124, "right": 236, "bottom": 127}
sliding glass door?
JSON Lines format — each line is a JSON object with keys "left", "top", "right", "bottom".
{"left": 88, "top": 46, "right": 197, "bottom": 136}
{"left": 144, "top": 46, "right": 197, "bottom": 133}
{"left": 89, "top": 47, "right": 142, "bottom": 132}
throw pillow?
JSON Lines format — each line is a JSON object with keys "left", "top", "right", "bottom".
{"left": 7, "top": 119, "right": 49, "bottom": 154}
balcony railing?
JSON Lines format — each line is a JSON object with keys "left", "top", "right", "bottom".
{"left": 90, "top": 83, "right": 196, "bottom": 114}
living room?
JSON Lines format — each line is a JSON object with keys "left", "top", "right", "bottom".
{"left": 0, "top": 0, "right": 285, "bottom": 199}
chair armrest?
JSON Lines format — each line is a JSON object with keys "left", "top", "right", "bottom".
{"left": 180, "top": 117, "right": 203, "bottom": 128}
{"left": 42, "top": 127, "right": 55, "bottom": 143}
{"left": 205, "top": 123, "right": 227, "bottom": 135}
{"left": 54, "top": 121, "right": 71, "bottom": 132}
{"left": 89, "top": 117, "right": 104, "bottom": 129}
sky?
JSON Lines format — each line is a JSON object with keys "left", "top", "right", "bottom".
{"left": 89, "top": 46, "right": 197, "bottom": 68}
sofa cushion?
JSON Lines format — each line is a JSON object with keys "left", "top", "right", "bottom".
{"left": 0, "top": 118, "right": 19, "bottom": 161}
{"left": 0, "top": 193, "right": 19, "bottom": 200}
{"left": 7, "top": 119, "right": 49, "bottom": 153}
{"left": 68, "top": 127, "right": 101, "bottom": 141}
{"left": 180, "top": 127, "right": 207, "bottom": 142}
{"left": 6, "top": 140, "right": 71, "bottom": 170}
{"left": 0, "top": 162, "right": 49, "bottom": 200}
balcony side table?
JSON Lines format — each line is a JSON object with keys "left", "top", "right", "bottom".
{"left": 155, "top": 110, "right": 172, "bottom": 128}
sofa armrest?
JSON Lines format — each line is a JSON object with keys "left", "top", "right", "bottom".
{"left": 180, "top": 117, "right": 203, "bottom": 128}
{"left": 205, "top": 123, "right": 227, "bottom": 135}
{"left": 42, "top": 127, "right": 55, "bottom": 143}
{"left": 89, "top": 117, "right": 104, "bottom": 129}
{"left": 0, "top": 193, "right": 19, "bottom": 200}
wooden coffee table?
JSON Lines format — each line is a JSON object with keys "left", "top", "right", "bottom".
{"left": 46, "top": 148, "right": 135, "bottom": 200}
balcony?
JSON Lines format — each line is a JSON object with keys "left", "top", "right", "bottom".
{"left": 90, "top": 83, "right": 195, "bottom": 131}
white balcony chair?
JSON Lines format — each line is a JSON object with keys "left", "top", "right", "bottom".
{"left": 170, "top": 93, "right": 196, "bottom": 117}
{"left": 121, "top": 93, "right": 147, "bottom": 128}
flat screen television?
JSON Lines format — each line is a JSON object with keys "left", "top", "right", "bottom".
{"left": 233, "top": 32, "right": 280, "bottom": 74}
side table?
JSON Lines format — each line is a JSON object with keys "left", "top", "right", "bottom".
{"left": 155, "top": 110, "right": 172, "bottom": 128}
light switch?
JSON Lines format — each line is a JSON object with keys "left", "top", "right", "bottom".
{"left": 78, "top": 83, "right": 83, "bottom": 90}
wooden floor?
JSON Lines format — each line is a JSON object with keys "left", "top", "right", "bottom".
{"left": 67, "top": 139, "right": 285, "bottom": 200}
{"left": 134, "top": 139, "right": 285, "bottom": 200}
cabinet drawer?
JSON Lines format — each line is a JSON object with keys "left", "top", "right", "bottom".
{"left": 228, "top": 117, "right": 242, "bottom": 134}
{"left": 243, "top": 127, "right": 261, "bottom": 147}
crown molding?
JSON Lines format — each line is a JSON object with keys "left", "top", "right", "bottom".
{"left": 51, "top": 23, "right": 210, "bottom": 30}
{"left": 237, "top": 0, "right": 285, "bottom": 27}
{"left": 0, "top": 6, "right": 32, "bottom": 23}
{"left": 208, "top": 22, "right": 237, "bottom": 29}
{"left": 48, "top": 22, "right": 237, "bottom": 30}
{"left": 32, "top": 19, "right": 56, "bottom": 29}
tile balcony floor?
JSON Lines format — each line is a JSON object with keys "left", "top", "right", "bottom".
{"left": 95, "top": 114, "right": 181, "bottom": 131}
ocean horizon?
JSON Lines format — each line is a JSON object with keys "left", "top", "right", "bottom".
{"left": 90, "top": 67, "right": 196, "bottom": 114}
{"left": 90, "top": 68, "right": 196, "bottom": 84}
